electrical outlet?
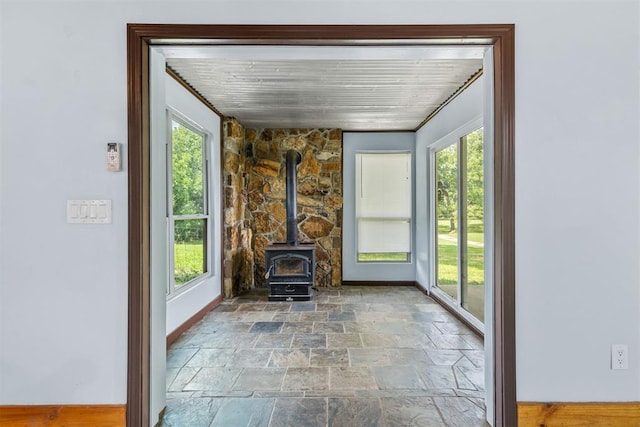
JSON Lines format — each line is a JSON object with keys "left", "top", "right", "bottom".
{"left": 611, "top": 344, "right": 628, "bottom": 370}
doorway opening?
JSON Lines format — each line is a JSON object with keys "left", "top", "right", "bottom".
{"left": 128, "top": 24, "right": 515, "bottom": 427}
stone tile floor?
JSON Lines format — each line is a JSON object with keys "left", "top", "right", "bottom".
{"left": 161, "top": 286, "right": 487, "bottom": 426}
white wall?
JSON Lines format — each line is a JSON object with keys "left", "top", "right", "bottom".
{"left": 343, "top": 132, "right": 417, "bottom": 281}
{"left": 1, "top": 0, "right": 638, "bottom": 407}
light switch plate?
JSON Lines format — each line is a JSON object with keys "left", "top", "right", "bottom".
{"left": 67, "top": 200, "right": 112, "bottom": 224}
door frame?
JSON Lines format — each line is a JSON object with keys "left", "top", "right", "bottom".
{"left": 127, "top": 24, "right": 515, "bottom": 426}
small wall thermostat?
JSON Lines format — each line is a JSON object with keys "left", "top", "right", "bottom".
{"left": 107, "top": 142, "right": 122, "bottom": 172}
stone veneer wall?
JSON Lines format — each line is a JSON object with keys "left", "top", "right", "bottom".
{"left": 222, "top": 118, "right": 254, "bottom": 298}
{"left": 245, "top": 128, "right": 343, "bottom": 288}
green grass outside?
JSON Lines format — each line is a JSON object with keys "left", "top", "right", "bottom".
{"left": 358, "top": 252, "right": 409, "bottom": 262}
{"left": 437, "top": 218, "right": 485, "bottom": 285}
{"left": 174, "top": 241, "right": 205, "bottom": 286}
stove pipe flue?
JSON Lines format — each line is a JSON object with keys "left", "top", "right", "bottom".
{"left": 285, "top": 150, "right": 302, "bottom": 245}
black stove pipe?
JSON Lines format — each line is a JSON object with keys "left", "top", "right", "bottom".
{"left": 285, "top": 150, "right": 302, "bottom": 245}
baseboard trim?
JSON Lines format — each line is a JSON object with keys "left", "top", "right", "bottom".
{"left": 341, "top": 280, "right": 416, "bottom": 287}
{"left": 167, "top": 294, "right": 223, "bottom": 346}
{"left": 518, "top": 402, "right": 640, "bottom": 426}
{"left": 0, "top": 404, "right": 125, "bottom": 426}
{"left": 414, "top": 281, "right": 428, "bottom": 294}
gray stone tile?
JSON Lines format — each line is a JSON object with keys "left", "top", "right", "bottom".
{"left": 341, "top": 303, "right": 369, "bottom": 312}
{"left": 290, "top": 303, "right": 316, "bottom": 312}
{"left": 185, "top": 348, "right": 235, "bottom": 368}
{"left": 226, "top": 348, "right": 273, "bottom": 368}
{"left": 281, "top": 322, "right": 314, "bottom": 334}
{"left": 254, "top": 333, "right": 294, "bottom": 349}
{"left": 272, "top": 312, "right": 301, "bottom": 322}
{"left": 269, "top": 397, "right": 327, "bottom": 427}
{"left": 343, "top": 321, "right": 378, "bottom": 333}
{"left": 327, "top": 333, "right": 362, "bottom": 348}
{"left": 167, "top": 348, "right": 198, "bottom": 368}
{"left": 233, "top": 368, "right": 286, "bottom": 391}
{"left": 373, "top": 321, "right": 420, "bottom": 335}
{"left": 250, "top": 321, "right": 284, "bottom": 333}
{"left": 413, "top": 311, "right": 457, "bottom": 322}
{"left": 433, "top": 321, "right": 471, "bottom": 335}
{"left": 417, "top": 365, "right": 458, "bottom": 389}
{"left": 199, "top": 321, "right": 254, "bottom": 334}
{"left": 305, "top": 390, "right": 356, "bottom": 398}
{"left": 165, "top": 391, "right": 195, "bottom": 400}
{"left": 328, "top": 311, "right": 356, "bottom": 321}
{"left": 239, "top": 312, "right": 277, "bottom": 322}
{"left": 455, "top": 365, "right": 485, "bottom": 391}
{"left": 361, "top": 333, "right": 398, "bottom": 348}
{"left": 183, "top": 333, "right": 218, "bottom": 348}
{"left": 166, "top": 368, "right": 179, "bottom": 389}
{"left": 262, "top": 303, "right": 292, "bottom": 312}
{"left": 282, "top": 367, "right": 329, "bottom": 391}
{"left": 313, "top": 321, "right": 345, "bottom": 333}
{"left": 432, "top": 397, "right": 489, "bottom": 427}
{"left": 462, "top": 350, "right": 485, "bottom": 368}
{"left": 163, "top": 286, "right": 485, "bottom": 425}
{"left": 356, "top": 389, "right": 456, "bottom": 398}
{"left": 210, "top": 397, "right": 275, "bottom": 427}
{"left": 168, "top": 367, "right": 199, "bottom": 392}
{"left": 292, "top": 333, "right": 326, "bottom": 348}
{"left": 425, "top": 332, "right": 475, "bottom": 350}
{"left": 299, "top": 311, "right": 328, "bottom": 321}
{"left": 425, "top": 349, "right": 464, "bottom": 366}
{"left": 380, "top": 396, "right": 444, "bottom": 426}
{"left": 310, "top": 348, "right": 349, "bottom": 367}
{"left": 393, "top": 333, "right": 434, "bottom": 349}
{"left": 205, "top": 332, "right": 260, "bottom": 349}
{"left": 455, "top": 388, "right": 487, "bottom": 399}
{"left": 415, "top": 303, "right": 448, "bottom": 312}
{"left": 373, "top": 366, "right": 426, "bottom": 390}
{"left": 316, "top": 303, "right": 342, "bottom": 312}
{"left": 386, "top": 348, "right": 431, "bottom": 366}
{"left": 269, "top": 348, "right": 310, "bottom": 368}
{"left": 254, "top": 391, "right": 304, "bottom": 398}
{"left": 328, "top": 397, "right": 383, "bottom": 427}
{"left": 349, "top": 348, "right": 391, "bottom": 367}
{"left": 462, "top": 333, "right": 485, "bottom": 350}
{"left": 329, "top": 367, "right": 377, "bottom": 391}
{"left": 192, "top": 390, "right": 252, "bottom": 398}
{"left": 183, "top": 367, "right": 242, "bottom": 392}
{"left": 159, "top": 397, "right": 222, "bottom": 427}
{"left": 208, "top": 304, "right": 238, "bottom": 312}
{"left": 237, "top": 303, "right": 266, "bottom": 312}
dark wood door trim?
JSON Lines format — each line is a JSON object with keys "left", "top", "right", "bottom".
{"left": 127, "top": 24, "right": 516, "bottom": 427}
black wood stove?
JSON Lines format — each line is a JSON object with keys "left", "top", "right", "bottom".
{"left": 265, "top": 150, "right": 316, "bottom": 301}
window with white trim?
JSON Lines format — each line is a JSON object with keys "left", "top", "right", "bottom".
{"left": 356, "top": 152, "right": 412, "bottom": 262}
{"left": 167, "top": 115, "right": 210, "bottom": 295}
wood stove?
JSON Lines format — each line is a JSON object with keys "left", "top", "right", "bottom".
{"left": 265, "top": 150, "right": 316, "bottom": 301}
{"left": 265, "top": 243, "right": 315, "bottom": 301}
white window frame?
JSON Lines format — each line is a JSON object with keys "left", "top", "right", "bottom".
{"left": 428, "top": 116, "right": 485, "bottom": 332}
{"left": 166, "top": 109, "right": 212, "bottom": 298}
{"left": 355, "top": 150, "right": 413, "bottom": 264}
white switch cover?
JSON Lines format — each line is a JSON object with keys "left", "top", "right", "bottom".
{"left": 67, "top": 200, "right": 112, "bottom": 223}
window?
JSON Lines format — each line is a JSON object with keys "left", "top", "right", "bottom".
{"left": 356, "top": 152, "right": 411, "bottom": 262}
{"left": 167, "top": 115, "right": 210, "bottom": 295}
{"left": 434, "top": 128, "right": 484, "bottom": 322}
